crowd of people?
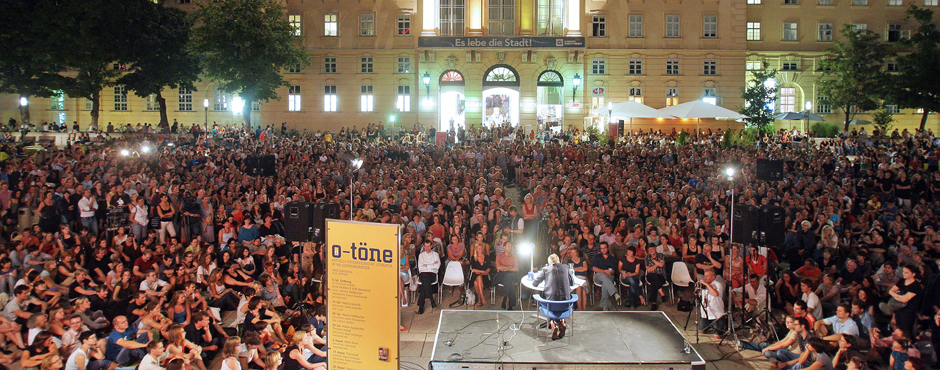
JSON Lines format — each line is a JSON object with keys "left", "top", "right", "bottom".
{"left": 0, "top": 118, "right": 935, "bottom": 370}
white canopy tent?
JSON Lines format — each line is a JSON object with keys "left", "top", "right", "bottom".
{"left": 608, "top": 101, "right": 671, "bottom": 135}
{"left": 657, "top": 100, "right": 748, "bottom": 138}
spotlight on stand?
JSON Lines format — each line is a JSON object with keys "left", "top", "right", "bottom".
{"left": 519, "top": 242, "right": 535, "bottom": 272}
{"left": 141, "top": 145, "right": 152, "bottom": 154}
{"left": 339, "top": 151, "right": 364, "bottom": 220}
{"left": 119, "top": 149, "right": 130, "bottom": 157}
{"left": 724, "top": 166, "right": 735, "bottom": 179}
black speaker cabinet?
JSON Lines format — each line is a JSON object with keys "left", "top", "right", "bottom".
{"left": 312, "top": 202, "right": 340, "bottom": 243}
{"left": 245, "top": 155, "right": 276, "bottom": 177}
{"left": 759, "top": 205, "right": 786, "bottom": 247}
{"left": 732, "top": 204, "right": 759, "bottom": 245}
{"left": 756, "top": 159, "right": 784, "bottom": 181}
{"left": 284, "top": 201, "right": 315, "bottom": 242}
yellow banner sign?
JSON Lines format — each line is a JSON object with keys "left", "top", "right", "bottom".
{"left": 326, "top": 220, "right": 400, "bottom": 370}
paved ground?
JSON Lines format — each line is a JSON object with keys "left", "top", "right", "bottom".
{"left": 399, "top": 290, "right": 770, "bottom": 370}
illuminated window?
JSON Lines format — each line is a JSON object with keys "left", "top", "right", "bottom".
{"left": 397, "top": 85, "right": 411, "bottom": 112}
{"left": 537, "top": 0, "right": 565, "bottom": 36}
{"left": 289, "top": 15, "right": 302, "bottom": 36}
{"left": 213, "top": 86, "right": 228, "bottom": 111}
{"left": 324, "top": 85, "right": 337, "bottom": 112}
{"left": 703, "top": 87, "right": 717, "bottom": 105}
{"left": 360, "top": 85, "right": 374, "bottom": 112}
{"left": 747, "top": 22, "right": 761, "bottom": 40}
{"left": 779, "top": 87, "right": 796, "bottom": 112}
{"left": 666, "top": 87, "right": 679, "bottom": 106}
{"left": 288, "top": 85, "right": 302, "bottom": 112}
{"left": 666, "top": 59, "right": 680, "bottom": 75}
{"left": 629, "top": 87, "right": 643, "bottom": 103}
{"left": 324, "top": 14, "right": 338, "bottom": 36}
{"left": 440, "top": 0, "right": 466, "bottom": 36}
{"left": 746, "top": 60, "right": 762, "bottom": 70}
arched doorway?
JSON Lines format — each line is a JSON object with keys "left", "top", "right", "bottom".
{"left": 536, "top": 70, "right": 564, "bottom": 132}
{"left": 482, "top": 65, "right": 520, "bottom": 127}
{"left": 439, "top": 70, "right": 466, "bottom": 133}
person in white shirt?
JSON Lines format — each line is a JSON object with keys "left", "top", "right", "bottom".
{"left": 65, "top": 331, "right": 111, "bottom": 370}
{"left": 698, "top": 268, "right": 726, "bottom": 335}
{"left": 129, "top": 197, "right": 149, "bottom": 244}
{"left": 139, "top": 270, "right": 169, "bottom": 299}
{"left": 139, "top": 340, "right": 167, "bottom": 370}
{"left": 78, "top": 189, "right": 98, "bottom": 236}
{"left": 416, "top": 240, "right": 441, "bottom": 315}
{"left": 800, "top": 279, "right": 823, "bottom": 320}
{"left": 734, "top": 274, "right": 767, "bottom": 315}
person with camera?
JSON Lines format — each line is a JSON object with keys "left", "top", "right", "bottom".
{"left": 697, "top": 268, "right": 725, "bottom": 337}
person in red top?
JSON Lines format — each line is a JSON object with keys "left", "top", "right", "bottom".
{"left": 793, "top": 299, "right": 817, "bottom": 328}
{"left": 133, "top": 249, "right": 157, "bottom": 279}
{"left": 795, "top": 259, "right": 823, "bottom": 286}
{"left": 746, "top": 247, "right": 768, "bottom": 278}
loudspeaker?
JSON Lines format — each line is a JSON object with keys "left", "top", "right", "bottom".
{"left": 756, "top": 159, "right": 784, "bottom": 181}
{"left": 759, "top": 205, "right": 786, "bottom": 247}
{"left": 312, "top": 202, "right": 340, "bottom": 243}
{"left": 732, "top": 204, "right": 759, "bottom": 245}
{"left": 245, "top": 155, "right": 276, "bottom": 177}
{"left": 284, "top": 201, "right": 315, "bottom": 242}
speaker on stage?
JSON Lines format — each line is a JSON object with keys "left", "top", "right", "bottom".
{"left": 312, "top": 202, "right": 340, "bottom": 243}
{"left": 732, "top": 204, "right": 759, "bottom": 245}
{"left": 285, "top": 201, "right": 315, "bottom": 242}
{"left": 759, "top": 205, "right": 786, "bottom": 247}
{"left": 756, "top": 159, "right": 783, "bottom": 181}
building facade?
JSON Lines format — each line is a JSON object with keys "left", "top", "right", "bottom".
{"left": 0, "top": 0, "right": 936, "bottom": 133}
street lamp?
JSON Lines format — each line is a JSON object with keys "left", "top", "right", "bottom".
{"left": 18, "top": 97, "right": 28, "bottom": 127}
{"left": 572, "top": 74, "right": 581, "bottom": 103}
{"left": 19, "top": 97, "right": 28, "bottom": 107}
{"left": 203, "top": 99, "right": 209, "bottom": 131}
{"left": 422, "top": 72, "right": 431, "bottom": 103}
{"left": 348, "top": 158, "right": 363, "bottom": 220}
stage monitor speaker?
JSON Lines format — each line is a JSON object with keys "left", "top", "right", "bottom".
{"left": 312, "top": 202, "right": 341, "bottom": 243}
{"left": 732, "top": 204, "right": 759, "bottom": 245}
{"left": 756, "top": 159, "right": 784, "bottom": 181}
{"left": 245, "top": 155, "right": 276, "bottom": 177}
{"left": 759, "top": 205, "right": 786, "bottom": 247}
{"left": 284, "top": 201, "right": 315, "bottom": 242}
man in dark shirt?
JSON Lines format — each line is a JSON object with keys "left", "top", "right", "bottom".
{"left": 591, "top": 242, "right": 620, "bottom": 310}
{"left": 184, "top": 312, "right": 220, "bottom": 361}
{"left": 88, "top": 247, "right": 112, "bottom": 283}
{"left": 126, "top": 291, "right": 149, "bottom": 325}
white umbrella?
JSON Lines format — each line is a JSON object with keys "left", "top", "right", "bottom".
{"left": 609, "top": 101, "right": 672, "bottom": 135}
{"left": 657, "top": 100, "right": 748, "bottom": 138}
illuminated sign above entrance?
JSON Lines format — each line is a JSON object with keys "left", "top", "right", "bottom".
{"left": 419, "top": 36, "right": 585, "bottom": 48}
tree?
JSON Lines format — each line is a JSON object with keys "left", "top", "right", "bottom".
{"left": 117, "top": 3, "right": 201, "bottom": 127}
{"left": 892, "top": 5, "right": 940, "bottom": 130}
{"left": 52, "top": 0, "right": 148, "bottom": 128}
{"left": 872, "top": 105, "right": 896, "bottom": 135}
{"left": 0, "top": 0, "right": 66, "bottom": 127}
{"left": 818, "top": 24, "right": 894, "bottom": 132}
{"left": 191, "top": 0, "right": 309, "bottom": 128}
{"left": 740, "top": 66, "right": 778, "bottom": 134}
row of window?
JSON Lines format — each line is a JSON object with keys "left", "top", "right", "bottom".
{"left": 286, "top": 11, "right": 714, "bottom": 39}
{"left": 746, "top": 22, "right": 909, "bottom": 42}
{"left": 591, "top": 58, "right": 717, "bottom": 76}
{"left": 290, "top": 57, "right": 412, "bottom": 75}
{"left": 746, "top": 0, "right": 936, "bottom": 5}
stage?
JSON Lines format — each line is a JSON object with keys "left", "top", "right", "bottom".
{"left": 429, "top": 310, "right": 707, "bottom": 370}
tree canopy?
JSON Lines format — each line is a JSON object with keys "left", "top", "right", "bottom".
{"left": 818, "top": 25, "right": 894, "bottom": 132}
{"left": 191, "top": 0, "right": 310, "bottom": 127}
{"left": 740, "top": 66, "right": 778, "bottom": 134}
{"left": 892, "top": 5, "right": 940, "bottom": 130}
